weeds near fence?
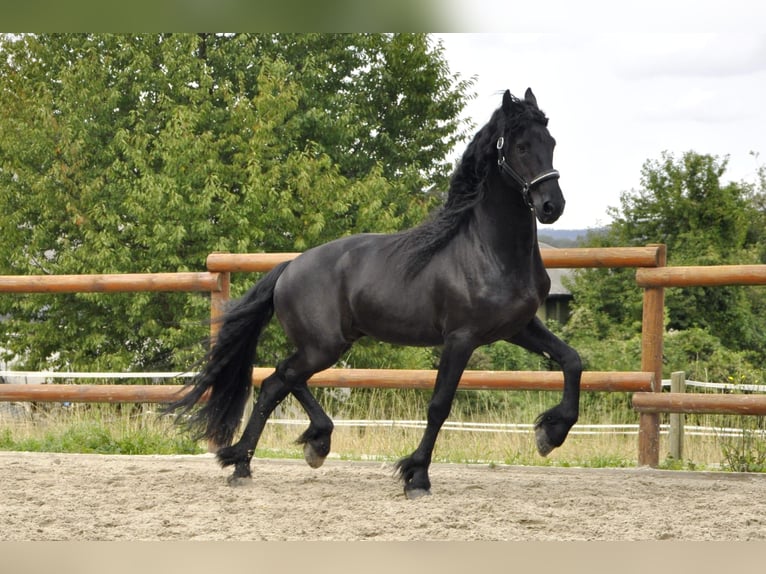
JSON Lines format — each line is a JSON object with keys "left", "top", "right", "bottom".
{"left": 0, "top": 388, "right": 640, "bottom": 464}
{"left": 0, "top": 388, "right": 763, "bottom": 472}
{"left": 717, "top": 415, "right": 766, "bottom": 472}
{"left": 0, "top": 403, "right": 202, "bottom": 455}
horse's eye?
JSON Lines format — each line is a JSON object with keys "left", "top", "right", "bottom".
{"left": 516, "top": 143, "right": 529, "bottom": 155}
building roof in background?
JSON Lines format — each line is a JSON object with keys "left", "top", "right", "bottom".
{"left": 540, "top": 242, "right": 572, "bottom": 297}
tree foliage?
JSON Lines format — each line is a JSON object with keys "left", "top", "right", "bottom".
{"left": 566, "top": 151, "right": 766, "bottom": 376}
{"left": 0, "top": 33, "right": 473, "bottom": 371}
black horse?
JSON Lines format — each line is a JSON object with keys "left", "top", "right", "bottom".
{"left": 168, "top": 88, "right": 582, "bottom": 499}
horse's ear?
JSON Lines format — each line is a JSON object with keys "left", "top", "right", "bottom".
{"left": 524, "top": 88, "right": 538, "bottom": 108}
{"left": 502, "top": 89, "right": 513, "bottom": 114}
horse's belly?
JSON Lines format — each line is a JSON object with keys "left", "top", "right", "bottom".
{"left": 348, "top": 297, "right": 445, "bottom": 347}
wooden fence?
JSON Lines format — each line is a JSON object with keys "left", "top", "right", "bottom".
{"left": 632, "top": 261, "right": 766, "bottom": 465}
{"left": 2, "top": 245, "right": 766, "bottom": 466}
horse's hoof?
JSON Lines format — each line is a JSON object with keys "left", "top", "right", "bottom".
{"left": 535, "top": 426, "right": 555, "bottom": 457}
{"left": 303, "top": 442, "right": 326, "bottom": 469}
{"left": 227, "top": 475, "right": 254, "bottom": 487}
{"left": 404, "top": 487, "right": 432, "bottom": 500}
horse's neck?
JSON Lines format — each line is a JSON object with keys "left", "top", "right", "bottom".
{"left": 468, "top": 180, "right": 541, "bottom": 265}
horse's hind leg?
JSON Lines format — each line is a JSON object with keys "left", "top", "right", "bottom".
{"left": 282, "top": 384, "right": 331, "bottom": 468}
{"left": 218, "top": 346, "right": 344, "bottom": 483}
{"left": 217, "top": 371, "right": 291, "bottom": 485}
{"left": 279, "top": 347, "right": 347, "bottom": 469}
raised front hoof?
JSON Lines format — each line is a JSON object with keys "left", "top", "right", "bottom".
{"left": 534, "top": 426, "right": 556, "bottom": 457}
{"left": 303, "top": 442, "right": 327, "bottom": 469}
{"left": 227, "top": 474, "right": 254, "bottom": 488}
{"left": 534, "top": 406, "right": 576, "bottom": 457}
{"left": 404, "top": 487, "right": 432, "bottom": 500}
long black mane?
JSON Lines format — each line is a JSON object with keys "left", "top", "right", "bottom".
{"left": 396, "top": 94, "right": 549, "bottom": 275}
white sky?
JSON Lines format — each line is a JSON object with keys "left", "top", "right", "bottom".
{"left": 433, "top": 5, "right": 766, "bottom": 230}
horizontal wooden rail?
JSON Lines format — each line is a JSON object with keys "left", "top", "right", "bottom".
{"left": 632, "top": 392, "right": 766, "bottom": 416}
{"left": 206, "top": 246, "right": 664, "bottom": 273}
{"left": 0, "top": 384, "right": 193, "bottom": 404}
{"left": 0, "top": 272, "right": 223, "bottom": 294}
{"left": 206, "top": 253, "right": 299, "bottom": 273}
{"left": 636, "top": 265, "right": 766, "bottom": 288}
{"left": 540, "top": 246, "right": 663, "bottom": 269}
{"left": 0, "top": 370, "right": 653, "bottom": 403}
{"left": 252, "top": 368, "right": 654, "bottom": 392}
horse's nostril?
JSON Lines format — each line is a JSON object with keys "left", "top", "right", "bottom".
{"left": 543, "top": 201, "right": 555, "bottom": 215}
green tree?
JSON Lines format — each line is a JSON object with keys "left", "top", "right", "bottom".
{"left": 566, "top": 151, "right": 766, "bottom": 371}
{"left": 0, "top": 33, "right": 473, "bottom": 371}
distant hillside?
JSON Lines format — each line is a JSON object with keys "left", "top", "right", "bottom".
{"left": 538, "top": 228, "right": 607, "bottom": 247}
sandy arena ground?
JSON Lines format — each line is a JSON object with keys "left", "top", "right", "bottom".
{"left": 2, "top": 450, "right": 765, "bottom": 541}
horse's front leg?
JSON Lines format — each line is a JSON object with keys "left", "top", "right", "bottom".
{"left": 395, "top": 335, "right": 476, "bottom": 499}
{"left": 508, "top": 317, "right": 582, "bottom": 456}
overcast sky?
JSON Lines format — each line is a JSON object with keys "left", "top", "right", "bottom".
{"left": 433, "top": 27, "right": 766, "bottom": 230}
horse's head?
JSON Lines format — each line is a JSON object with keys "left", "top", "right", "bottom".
{"left": 495, "top": 88, "right": 565, "bottom": 224}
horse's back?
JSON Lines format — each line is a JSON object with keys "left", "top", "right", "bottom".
{"left": 275, "top": 233, "right": 391, "bottom": 293}
{"left": 272, "top": 232, "right": 446, "bottom": 347}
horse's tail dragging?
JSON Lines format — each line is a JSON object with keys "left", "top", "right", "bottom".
{"left": 166, "top": 261, "right": 290, "bottom": 447}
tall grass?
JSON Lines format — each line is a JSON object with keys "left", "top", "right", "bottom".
{"left": 0, "top": 403, "right": 202, "bottom": 455}
{"left": 0, "top": 388, "right": 760, "bottom": 471}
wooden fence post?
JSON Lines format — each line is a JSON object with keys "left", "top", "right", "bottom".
{"left": 207, "top": 259, "right": 231, "bottom": 452}
{"left": 669, "top": 371, "right": 686, "bottom": 461}
{"left": 638, "top": 244, "right": 666, "bottom": 467}
{"left": 209, "top": 270, "right": 231, "bottom": 347}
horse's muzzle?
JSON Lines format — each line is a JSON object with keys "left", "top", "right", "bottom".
{"left": 534, "top": 193, "right": 565, "bottom": 225}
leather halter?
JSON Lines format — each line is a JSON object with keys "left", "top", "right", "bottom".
{"left": 496, "top": 137, "right": 560, "bottom": 210}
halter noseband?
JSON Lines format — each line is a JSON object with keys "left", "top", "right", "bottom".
{"left": 496, "top": 137, "right": 560, "bottom": 210}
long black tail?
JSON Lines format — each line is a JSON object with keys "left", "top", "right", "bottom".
{"left": 166, "top": 261, "right": 290, "bottom": 447}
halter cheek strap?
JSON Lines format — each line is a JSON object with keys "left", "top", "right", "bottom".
{"left": 496, "top": 137, "right": 560, "bottom": 210}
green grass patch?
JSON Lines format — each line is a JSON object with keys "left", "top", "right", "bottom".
{"left": 0, "top": 404, "right": 203, "bottom": 455}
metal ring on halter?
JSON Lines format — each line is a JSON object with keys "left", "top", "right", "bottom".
{"left": 496, "top": 137, "right": 527, "bottom": 190}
